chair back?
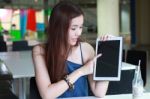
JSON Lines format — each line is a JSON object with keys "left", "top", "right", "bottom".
{"left": 12, "top": 40, "right": 32, "bottom": 51}
{"left": 0, "top": 36, "right": 4, "bottom": 41}
{"left": 0, "top": 59, "right": 18, "bottom": 99}
{"left": 29, "top": 77, "right": 41, "bottom": 99}
{"left": 106, "top": 69, "right": 135, "bottom": 95}
{"left": 126, "top": 49, "right": 148, "bottom": 86}
{"left": 122, "top": 49, "right": 126, "bottom": 62}
{"left": 0, "top": 41, "right": 7, "bottom": 52}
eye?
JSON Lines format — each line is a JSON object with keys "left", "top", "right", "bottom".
{"left": 80, "top": 26, "right": 83, "bottom": 29}
{"left": 71, "top": 28, "right": 76, "bottom": 30}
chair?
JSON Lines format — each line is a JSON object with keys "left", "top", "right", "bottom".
{"left": 126, "top": 49, "right": 148, "bottom": 86}
{"left": 0, "top": 59, "right": 18, "bottom": 99}
{"left": 122, "top": 49, "right": 126, "bottom": 62}
{"left": 106, "top": 69, "right": 135, "bottom": 95}
{"left": 12, "top": 40, "right": 33, "bottom": 51}
{"left": 0, "top": 36, "right": 4, "bottom": 41}
{"left": 29, "top": 77, "right": 41, "bottom": 99}
{"left": 0, "top": 41, "right": 7, "bottom": 52}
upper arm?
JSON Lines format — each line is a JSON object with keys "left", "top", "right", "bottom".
{"left": 81, "top": 42, "right": 95, "bottom": 63}
{"left": 81, "top": 42, "right": 96, "bottom": 92}
{"left": 32, "top": 45, "right": 51, "bottom": 97}
{"left": 82, "top": 43, "right": 109, "bottom": 97}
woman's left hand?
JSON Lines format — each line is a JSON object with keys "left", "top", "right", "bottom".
{"left": 99, "top": 34, "right": 116, "bottom": 41}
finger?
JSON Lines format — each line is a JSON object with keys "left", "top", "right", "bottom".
{"left": 100, "top": 35, "right": 109, "bottom": 41}
{"left": 104, "top": 35, "right": 109, "bottom": 41}
{"left": 94, "top": 53, "right": 102, "bottom": 61}
{"left": 99, "top": 35, "right": 103, "bottom": 41}
{"left": 96, "top": 53, "right": 102, "bottom": 59}
{"left": 108, "top": 34, "right": 115, "bottom": 38}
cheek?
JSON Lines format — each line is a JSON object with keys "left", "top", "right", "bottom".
{"left": 68, "top": 31, "right": 73, "bottom": 41}
{"left": 68, "top": 30, "right": 75, "bottom": 37}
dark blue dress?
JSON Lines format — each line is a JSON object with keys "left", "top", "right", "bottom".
{"left": 59, "top": 44, "right": 89, "bottom": 98}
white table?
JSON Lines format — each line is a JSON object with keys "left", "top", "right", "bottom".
{"left": 0, "top": 51, "right": 34, "bottom": 78}
{"left": 121, "top": 62, "right": 136, "bottom": 70}
{"left": 0, "top": 51, "right": 34, "bottom": 99}
{"left": 0, "top": 51, "right": 137, "bottom": 99}
{"left": 60, "top": 93, "right": 150, "bottom": 99}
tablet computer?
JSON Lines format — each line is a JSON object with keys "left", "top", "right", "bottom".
{"left": 93, "top": 37, "right": 123, "bottom": 81}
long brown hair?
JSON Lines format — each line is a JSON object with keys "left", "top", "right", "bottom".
{"left": 45, "top": 1, "right": 84, "bottom": 83}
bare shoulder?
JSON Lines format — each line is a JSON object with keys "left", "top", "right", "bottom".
{"left": 32, "top": 44, "right": 45, "bottom": 56}
{"left": 80, "top": 42, "right": 95, "bottom": 62}
{"left": 32, "top": 44, "right": 46, "bottom": 71}
{"left": 81, "top": 42, "right": 94, "bottom": 50}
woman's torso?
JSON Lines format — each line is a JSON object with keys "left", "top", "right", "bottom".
{"left": 59, "top": 43, "right": 89, "bottom": 98}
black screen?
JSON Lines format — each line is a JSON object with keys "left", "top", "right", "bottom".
{"left": 96, "top": 40, "right": 120, "bottom": 77}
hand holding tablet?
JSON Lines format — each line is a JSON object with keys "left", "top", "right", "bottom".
{"left": 93, "top": 36, "right": 123, "bottom": 81}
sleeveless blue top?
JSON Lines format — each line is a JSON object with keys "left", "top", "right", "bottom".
{"left": 59, "top": 44, "right": 89, "bottom": 98}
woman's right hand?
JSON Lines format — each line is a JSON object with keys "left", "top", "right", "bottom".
{"left": 79, "top": 54, "right": 102, "bottom": 76}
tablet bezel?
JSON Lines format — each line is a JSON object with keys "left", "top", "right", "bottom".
{"left": 93, "top": 37, "right": 123, "bottom": 81}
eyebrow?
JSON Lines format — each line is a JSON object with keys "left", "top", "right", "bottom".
{"left": 71, "top": 24, "right": 83, "bottom": 27}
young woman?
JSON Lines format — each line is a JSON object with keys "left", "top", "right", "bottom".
{"left": 32, "top": 1, "right": 109, "bottom": 99}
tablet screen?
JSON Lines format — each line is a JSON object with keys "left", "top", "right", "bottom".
{"left": 93, "top": 37, "right": 123, "bottom": 81}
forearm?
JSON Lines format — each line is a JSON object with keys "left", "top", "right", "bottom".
{"left": 43, "top": 69, "right": 83, "bottom": 99}
{"left": 94, "top": 81, "right": 109, "bottom": 98}
{"left": 88, "top": 75, "right": 109, "bottom": 98}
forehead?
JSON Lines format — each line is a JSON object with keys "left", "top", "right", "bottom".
{"left": 70, "top": 15, "right": 84, "bottom": 26}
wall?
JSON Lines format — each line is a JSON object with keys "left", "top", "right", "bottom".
{"left": 136, "top": 0, "right": 150, "bottom": 46}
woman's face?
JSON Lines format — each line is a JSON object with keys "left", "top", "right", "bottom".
{"left": 68, "top": 15, "right": 84, "bottom": 46}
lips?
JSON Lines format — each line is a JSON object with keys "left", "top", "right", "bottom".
{"left": 72, "top": 38, "right": 78, "bottom": 42}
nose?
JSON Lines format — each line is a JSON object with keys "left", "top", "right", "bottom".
{"left": 75, "top": 28, "right": 82, "bottom": 36}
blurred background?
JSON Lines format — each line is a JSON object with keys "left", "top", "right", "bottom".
{"left": 0, "top": 0, "right": 150, "bottom": 48}
{"left": 0, "top": 0, "right": 150, "bottom": 98}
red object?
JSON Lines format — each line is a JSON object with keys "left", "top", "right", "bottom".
{"left": 26, "top": 9, "right": 36, "bottom": 31}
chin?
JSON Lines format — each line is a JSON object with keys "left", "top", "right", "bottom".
{"left": 70, "top": 43, "right": 76, "bottom": 46}
{"left": 70, "top": 42, "right": 77, "bottom": 46}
